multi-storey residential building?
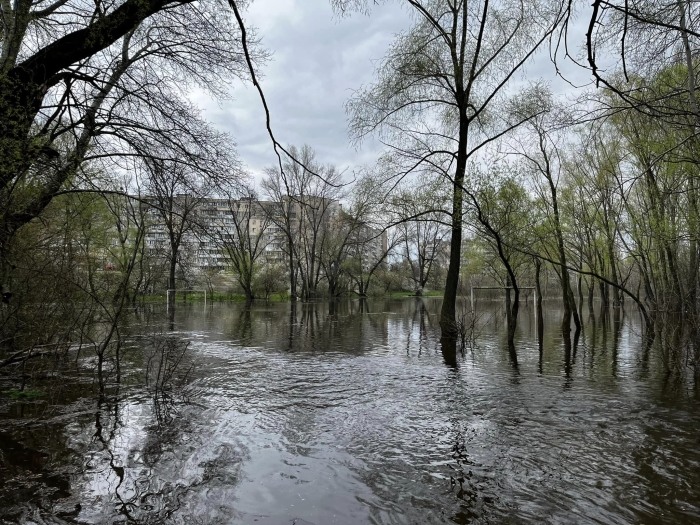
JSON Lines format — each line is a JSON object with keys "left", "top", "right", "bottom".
{"left": 142, "top": 194, "right": 388, "bottom": 289}
{"left": 142, "top": 196, "right": 275, "bottom": 270}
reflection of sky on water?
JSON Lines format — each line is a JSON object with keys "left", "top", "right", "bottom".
{"left": 2, "top": 299, "right": 699, "bottom": 524}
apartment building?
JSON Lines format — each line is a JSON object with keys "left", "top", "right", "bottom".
{"left": 143, "top": 195, "right": 350, "bottom": 272}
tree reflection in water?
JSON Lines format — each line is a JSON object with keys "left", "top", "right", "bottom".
{"left": 1, "top": 299, "right": 699, "bottom": 524}
{"left": 83, "top": 334, "right": 242, "bottom": 524}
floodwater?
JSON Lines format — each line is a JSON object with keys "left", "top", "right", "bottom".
{"left": 1, "top": 298, "right": 699, "bottom": 524}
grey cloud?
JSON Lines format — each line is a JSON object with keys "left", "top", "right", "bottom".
{"left": 195, "top": 0, "right": 593, "bottom": 183}
{"left": 196, "top": 0, "right": 412, "bottom": 183}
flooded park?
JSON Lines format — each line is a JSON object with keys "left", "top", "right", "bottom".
{"left": 4, "top": 0, "right": 700, "bottom": 521}
{"left": 1, "top": 298, "right": 699, "bottom": 524}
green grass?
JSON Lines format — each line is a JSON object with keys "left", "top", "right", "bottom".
{"left": 141, "top": 292, "right": 246, "bottom": 303}
{"left": 266, "top": 293, "right": 290, "bottom": 302}
{"left": 140, "top": 290, "right": 442, "bottom": 303}
{"left": 2, "top": 388, "right": 42, "bottom": 400}
{"left": 389, "top": 290, "right": 443, "bottom": 298}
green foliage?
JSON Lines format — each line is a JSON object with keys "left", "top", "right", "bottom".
{"left": 467, "top": 164, "right": 533, "bottom": 285}
{"left": 2, "top": 389, "right": 42, "bottom": 400}
{"left": 253, "top": 263, "right": 287, "bottom": 301}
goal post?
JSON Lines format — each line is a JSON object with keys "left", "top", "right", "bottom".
{"left": 470, "top": 286, "right": 537, "bottom": 314}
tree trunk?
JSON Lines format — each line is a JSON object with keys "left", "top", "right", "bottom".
{"left": 545, "top": 170, "right": 581, "bottom": 334}
{"left": 505, "top": 280, "right": 513, "bottom": 334}
{"left": 509, "top": 282, "right": 520, "bottom": 350}
{"left": 606, "top": 227, "right": 622, "bottom": 307}
{"left": 168, "top": 257, "right": 177, "bottom": 308}
{"left": 577, "top": 273, "right": 584, "bottom": 321}
{"left": 440, "top": 70, "right": 468, "bottom": 338}
{"left": 535, "top": 259, "right": 544, "bottom": 345}
{"left": 687, "top": 170, "right": 699, "bottom": 312}
{"left": 244, "top": 286, "right": 253, "bottom": 305}
{"left": 597, "top": 251, "right": 609, "bottom": 309}
{"left": 288, "top": 242, "right": 297, "bottom": 301}
{"left": 328, "top": 275, "right": 337, "bottom": 297}
{"left": 440, "top": 168, "right": 465, "bottom": 337}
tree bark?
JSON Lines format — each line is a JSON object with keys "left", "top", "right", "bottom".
{"left": 440, "top": 127, "right": 467, "bottom": 337}
{"left": 535, "top": 258, "right": 544, "bottom": 346}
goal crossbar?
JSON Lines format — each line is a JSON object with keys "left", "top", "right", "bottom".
{"left": 470, "top": 286, "right": 537, "bottom": 312}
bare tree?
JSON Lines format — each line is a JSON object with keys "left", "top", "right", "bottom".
{"left": 345, "top": 227, "right": 400, "bottom": 297}
{"left": 564, "top": 0, "right": 700, "bottom": 126}
{"left": 317, "top": 174, "right": 381, "bottom": 297}
{"left": 0, "top": 0, "right": 261, "bottom": 301}
{"left": 467, "top": 166, "right": 532, "bottom": 347}
{"left": 262, "top": 144, "right": 343, "bottom": 300}
{"left": 144, "top": 160, "right": 211, "bottom": 306}
{"left": 391, "top": 176, "right": 450, "bottom": 295}
{"left": 347, "top": 0, "right": 563, "bottom": 337}
{"left": 512, "top": 98, "right": 582, "bottom": 334}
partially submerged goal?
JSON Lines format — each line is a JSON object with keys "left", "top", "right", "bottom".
{"left": 470, "top": 286, "right": 537, "bottom": 313}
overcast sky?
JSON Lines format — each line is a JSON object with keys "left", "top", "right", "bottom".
{"left": 196, "top": 0, "right": 593, "bottom": 183}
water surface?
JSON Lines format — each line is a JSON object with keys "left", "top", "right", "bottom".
{"left": 1, "top": 298, "right": 699, "bottom": 524}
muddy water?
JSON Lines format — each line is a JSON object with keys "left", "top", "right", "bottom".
{"left": 1, "top": 298, "right": 699, "bottom": 524}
